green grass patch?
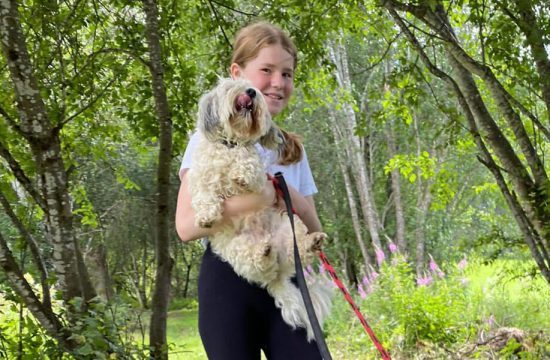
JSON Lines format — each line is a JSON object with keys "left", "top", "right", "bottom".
{"left": 165, "top": 309, "right": 205, "bottom": 360}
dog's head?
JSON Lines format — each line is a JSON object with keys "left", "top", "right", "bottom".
{"left": 197, "top": 78, "right": 284, "bottom": 149}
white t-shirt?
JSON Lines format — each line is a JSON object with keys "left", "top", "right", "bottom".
{"left": 179, "top": 132, "right": 318, "bottom": 197}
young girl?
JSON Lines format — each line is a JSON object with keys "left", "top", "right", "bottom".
{"left": 175, "top": 21, "right": 323, "bottom": 359}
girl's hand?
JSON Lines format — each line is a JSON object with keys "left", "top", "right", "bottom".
{"left": 176, "top": 172, "right": 282, "bottom": 242}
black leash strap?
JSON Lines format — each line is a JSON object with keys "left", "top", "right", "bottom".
{"left": 273, "top": 172, "right": 333, "bottom": 360}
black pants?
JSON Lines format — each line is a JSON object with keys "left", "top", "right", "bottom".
{"left": 198, "top": 245, "right": 322, "bottom": 360}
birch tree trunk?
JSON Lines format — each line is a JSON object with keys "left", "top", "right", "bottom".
{"left": 141, "top": 0, "right": 174, "bottom": 358}
{"left": 383, "top": 0, "right": 550, "bottom": 284}
{"left": 385, "top": 121, "right": 407, "bottom": 254}
{"left": 328, "top": 38, "right": 384, "bottom": 254}
{"left": 0, "top": 0, "right": 96, "bottom": 305}
{"left": 328, "top": 108, "right": 373, "bottom": 271}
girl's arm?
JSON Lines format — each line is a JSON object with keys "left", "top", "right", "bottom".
{"left": 175, "top": 170, "right": 278, "bottom": 242}
{"left": 279, "top": 185, "right": 322, "bottom": 233}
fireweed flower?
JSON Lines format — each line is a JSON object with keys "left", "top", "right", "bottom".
{"left": 417, "top": 274, "right": 433, "bottom": 286}
{"left": 388, "top": 242, "right": 398, "bottom": 253}
{"left": 319, "top": 263, "right": 326, "bottom": 274}
{"left": 362, "top": 275, "right": 370, "bottom": 285}
{"left": 485, "top": 314, "right": 496, "bottom": 327}
{"left": 369, "top": 268, "right": 379, "bottom": 281}
{"left": 375, "top": 247, "right": 386, "bottom": 266}
{"left": 458, "top": 257, "right": 467, "bottom": 270}
{"left": 358, "top": 284, "right": 367, "bottom": 299}
{"left": 429, "top": 254, "right": 445, "bottom": 278}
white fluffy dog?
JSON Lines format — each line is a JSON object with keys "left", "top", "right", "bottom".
{"left": 188, "top": 78, "right": 333, "bottom": 340}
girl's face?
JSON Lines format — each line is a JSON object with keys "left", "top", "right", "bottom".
{"left": 231, "top": 44, "right": 295, "bottom": 116}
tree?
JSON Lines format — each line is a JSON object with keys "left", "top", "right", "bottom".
{"left": 0, "top": 0, "right": 97, "bottom": 350}
{"left": 141, "top": 0, "right": 174, "bottom": 357}
{"left": 380, "top": 0, "right": 550, "bottom": 284}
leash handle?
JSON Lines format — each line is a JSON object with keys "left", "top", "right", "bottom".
{"left": 272, "top": 172, "right": 333, "bottom": 360}
{"left": 319, "top": 252, "right": 391, "bottom": 360}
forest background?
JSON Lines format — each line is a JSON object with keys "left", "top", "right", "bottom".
{"left": 1, "top": 0, "right": 549, "bottom": 359}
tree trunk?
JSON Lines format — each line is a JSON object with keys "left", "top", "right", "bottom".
{"left": 385, "top": 120, "right": 407, "bottom": 254}
{"left": 87, "top": 242, "right": 114, "bottom": 301}
{"left": 141, "top": 0, "right": 174, "bottom": 358}
{"left": 328, "top": 38, "right": 384, "bottom": 253}
{"left": 328, "top": 109, "right": 373, "bottom": 271}
{"left": 0, "top": 0, "right": 95, "bottom": 306}
{"left": 383, "top": 1, "right": 550, "bottom": 284}
{"left": 0, "top": 232, "right": 75, "bottom": 351}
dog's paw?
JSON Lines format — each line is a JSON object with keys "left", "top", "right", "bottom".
{"left": 194, "top": 208, "right": 222, "bottom": 229}
{"left": 196, "top": 217, "right": 214, "bottom": 228}
{"left": 308, "top": 232, "right": 327, "bottom": 252}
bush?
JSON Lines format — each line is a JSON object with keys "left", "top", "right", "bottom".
{"left": 366, "top": 255, "right": 472, "bottom": 350}
{"left": 325, "top": 253, "right": 475, "bottom": 358}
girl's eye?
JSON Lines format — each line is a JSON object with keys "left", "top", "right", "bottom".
{"left": 283, "top": 72, "right": 293, "bottom": 79}
{"left": 261, "top": 68, "right": 271, "bottom": 74}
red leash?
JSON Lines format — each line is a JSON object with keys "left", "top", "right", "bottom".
{"left": 318, "top": 251, "right": 391, "bottom": 360}
{"left": 270, "top": 173, "right": 391, "bottom": 359}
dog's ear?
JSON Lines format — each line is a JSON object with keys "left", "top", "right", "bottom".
{"left": 198, "top": 91, "right": 220, "bottom": 139}
{"left": 259, "top": 126, "right": 285, "bottom": 151}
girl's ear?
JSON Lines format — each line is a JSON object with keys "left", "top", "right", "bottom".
{"left": 230, "top": 63, "right": 242, "bottom": 80}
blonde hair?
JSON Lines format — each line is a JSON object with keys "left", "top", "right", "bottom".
{"left": 231, "top": 21, "right": 303, "bottom": 165}
{"left": 231, "top": 21, "right": 298, "bottom": 70}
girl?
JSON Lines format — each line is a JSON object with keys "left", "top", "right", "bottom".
{"left": 175, "top": 21, "right": 323, "bottom": 360}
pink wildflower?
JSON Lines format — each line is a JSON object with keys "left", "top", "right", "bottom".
{"left": 388, "top": 242, "right": 398, "bottom": 253}
{"left": 362, "top": 275, "right": 370, "bottom": 285}
{"left": 417, "top": 274, "right": 433, "bottom": 286}
{"left": 428, "top": 254, "right": 438, "bottom": 272}
{"left": 358, "top": 284, "right": 367, "bottom": 299}
{"left": 429, "top": 254, "right": 445, "bottom": 278}
{"left": 375, "top": 247, "right": 386, "bottom": 266}
{"left": 306, "top": 264, "right": 314, "bottom": 274}
{"left": 319, "top": 263, "right": 326, "bottom": 274}
{"left": 485, "top": 314, "right": 496, "bottom": 327}
{"left": 458, "top": 257, "right": 467, "bottom": 270}
{"left": 370, "top": 270, "right": 379, "bottom": 281}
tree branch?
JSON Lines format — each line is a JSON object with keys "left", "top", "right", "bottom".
{"left": 0, "top": 191, "right": 52, "bottom": 312}
{"left": 0, "top": 105, "right": 24, "bottom": 135}
{"left": 0, "top": 141, "right": 46, "bottom": 211}
{"left": 208, "top": 0, "right": 258, "bottom": 16}
{"left": 496, "top": 0, "right": 550, "bottom": 122}
{"left": 56, "top": 57, "right": 131, "bottom": 130}
{"left": 0, "top": 231, "right": 71, "bottom": 348}
{"left": 352, "top": 32, "right": 401, "bottom": 76}
{"left": 206, "top": 0, "right": 232, "bottom": 49}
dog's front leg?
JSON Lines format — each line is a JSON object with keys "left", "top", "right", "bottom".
{"left": 192, "top": 192, "right": 224, "bottom": 228}
{"left": 228, "top": 156, "right": 265, "bottom": 193}
{"left": 283, "top": 216, "right": 326, "bottom": 266}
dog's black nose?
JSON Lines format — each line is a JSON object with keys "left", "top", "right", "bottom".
{"left": 245, "top": 88, "right": 256, "bottom": 99}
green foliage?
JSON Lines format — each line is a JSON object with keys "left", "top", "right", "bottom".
{"left": 167, "top": 297, "right": 198, "bottom": 312}
{"left": 64, "top": 297, "right": 149, "bottom": 359}
{"left": 384, "top": 151, "right": 436, "bottom": 183}
{"left": 370, "top": 256, "right": 471, "bottom": 350}
{"left": 0, "top": 302, "right": 67, "bottom": 359}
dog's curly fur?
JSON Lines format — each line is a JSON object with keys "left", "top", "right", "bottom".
{"left": 188, "top": 78, "right": 333, "bottom": 340}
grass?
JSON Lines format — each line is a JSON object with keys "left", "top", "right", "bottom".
{"left": 151, "top": 309, "right": 206, "bottom": 360}
{"left": 465, "top": 259, "right": 550, "bottom": 330}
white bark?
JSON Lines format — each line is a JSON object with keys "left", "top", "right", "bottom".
{"left": 328, "top": 38, "right": 383, "bottom": 251}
